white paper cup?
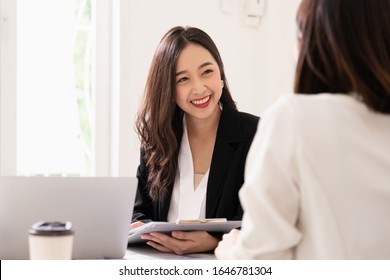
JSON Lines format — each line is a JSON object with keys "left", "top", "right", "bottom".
{"left": 29, "top": 221, "right": 74, "bottom": 260}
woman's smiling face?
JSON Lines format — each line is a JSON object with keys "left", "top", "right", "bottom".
{"left": 175, "top": 43, "right": 223, "bottom": 121}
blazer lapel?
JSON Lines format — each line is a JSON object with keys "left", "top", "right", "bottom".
{"left": 206, "top": 105, "right": 244, "bottom": 217}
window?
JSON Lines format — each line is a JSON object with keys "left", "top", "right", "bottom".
{"left": 0, "top": 0, "right": 116, "bottom": 176}
{"left": 17, "top": 0, "right": 94, "bottom": 176}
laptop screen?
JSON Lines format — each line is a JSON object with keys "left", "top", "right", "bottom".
{"left": 0, "top": 176, "right": 137, "bottom": 259}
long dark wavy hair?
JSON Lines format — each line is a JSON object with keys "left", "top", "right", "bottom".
{"left": 294, "top": 0, "right": 390, "bottom": 113}
{"left": 136, "top": 26, "right": 236, "bottom": 201}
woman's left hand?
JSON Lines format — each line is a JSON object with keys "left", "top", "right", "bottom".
{"left": 141, "top": 230, "right": 219, "bottom": 255}
{"left": 214, "top": 229, "right": 240, "bottom": 259}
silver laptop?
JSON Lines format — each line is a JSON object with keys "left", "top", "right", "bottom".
{"left": 0, "top": 176, "right": 137, "bottom": 259}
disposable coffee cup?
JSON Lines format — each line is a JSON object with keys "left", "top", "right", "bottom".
{"left": 29, "top": 221, "right": 74, "bottom": 260}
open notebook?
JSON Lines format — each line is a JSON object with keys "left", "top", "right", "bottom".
{"left": 0, "top": 176, "right": 137, "bottom": 259}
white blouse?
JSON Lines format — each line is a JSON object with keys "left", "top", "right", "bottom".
{"left": 167, "top": 121, "right": 210, "bottom": 222}
{"left": 231, "top": 93, "right": 390, "bottom": 259}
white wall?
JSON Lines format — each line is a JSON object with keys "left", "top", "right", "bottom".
{"left": 253, "top": 0, "right": 301, "bottom": 113}
{"left": 0, "top": 0, "right": 17, "bottom": 175}
{"left": 118, "top": 0, "right": 301, "bottom": 176}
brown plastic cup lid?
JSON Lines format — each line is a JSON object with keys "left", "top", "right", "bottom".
{"left": 29, "top": 221, "right": 74, "bottom": 236}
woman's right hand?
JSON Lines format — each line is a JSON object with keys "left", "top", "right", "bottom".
{"left": 129, "top": 221, "right": 144, "bottom": 230}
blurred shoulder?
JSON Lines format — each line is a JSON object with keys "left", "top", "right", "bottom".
{"left": 264, "top": 93, "right": 363, "bottom": 116}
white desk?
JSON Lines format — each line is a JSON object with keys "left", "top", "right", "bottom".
{"left": 125, "top": 245, "right": 216, "bottom": 260}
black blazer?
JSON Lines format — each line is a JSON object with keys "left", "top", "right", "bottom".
{"left": 132, "top": 105, "right": 259, "bottom": 223}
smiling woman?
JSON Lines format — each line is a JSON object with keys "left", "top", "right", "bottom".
{"left": 174, "top": 44, "right": 223, "bottom": 121}
{"left": 131, "top": 26, "right": 259, "bottom": 255}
